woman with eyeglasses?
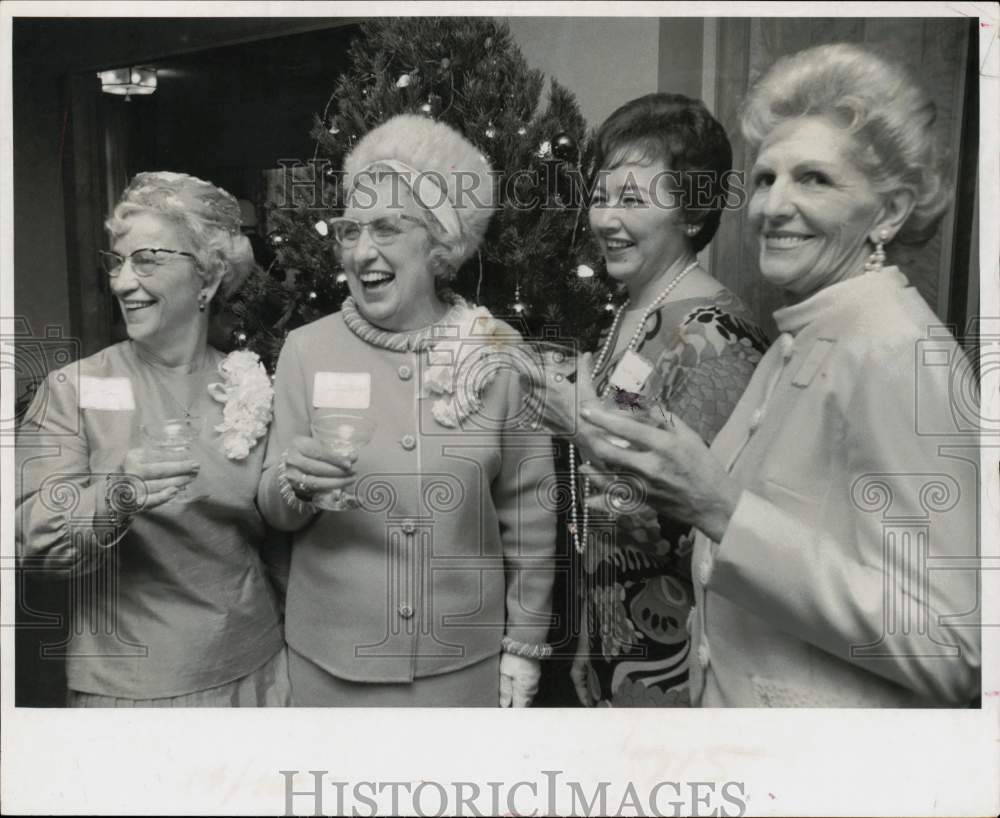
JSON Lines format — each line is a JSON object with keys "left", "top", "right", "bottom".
{"left": 256, "top": 114, "right": 556, "bottom": 707}
{"left": 16, "top": 171, "right": 288, "bottom": 707}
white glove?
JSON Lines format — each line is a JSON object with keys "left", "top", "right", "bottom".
{"left": 499, "top": 653, "right": 541, "bottom": 707}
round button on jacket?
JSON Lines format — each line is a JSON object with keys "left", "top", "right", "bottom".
{"left": 697, "top": 641, "right": 711, "bottom": 669}
{"left": 400, "top": 434, "right": 416, "bottom": 451}
{"left": 698, "top": 558, "right": 712, "bottom": 587}
{"left": 397, "top": 364, "right": 413, "bottom": 381}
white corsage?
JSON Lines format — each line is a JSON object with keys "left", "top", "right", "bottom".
{"left": 423, "top": 305, "right": 514, "bottom": 428}
{"left": 208, "top": 350, "right": 274, "bottom": 459}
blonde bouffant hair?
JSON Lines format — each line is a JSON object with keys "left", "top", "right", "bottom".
{"left": 106, "top": 171, "right": 259, "bottom": 299}
{"left": 343, "top": 114, "right": 495, "bottom": 280}
{"left": 741, "top": 43, "right": 950, "bottom": 246}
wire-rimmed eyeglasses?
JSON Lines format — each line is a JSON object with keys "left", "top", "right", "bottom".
{"left": 327, "top": 215, "right": 424, "bottom": 248}
{"left": 99, "top": 248, "right": 198, "bottom": 277}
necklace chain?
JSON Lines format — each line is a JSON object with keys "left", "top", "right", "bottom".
{"left": 568, "top": 258, "right": 698, "bottom": 554}
{"left": 132, "top": 342, "right": 206, "bottom": 419}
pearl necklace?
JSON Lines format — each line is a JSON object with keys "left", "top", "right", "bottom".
{"left": 568, "top": 258, "right": 698, "bottom": 554}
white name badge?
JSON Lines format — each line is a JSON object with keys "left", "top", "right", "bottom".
{"left": 313, "top": 372, "right": 371, "bottom": 410}
{"left": 608, "top": 350, "right": 653, "bottom": 393}
{"left": 79, "top": 376, "right": 135, "bottom": 411}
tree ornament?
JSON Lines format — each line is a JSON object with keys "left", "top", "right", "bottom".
{"left": 484, "top": 37, "right": 493, "bottom": 49}
{"left": 510, "top": 284, "right": 529, "bottom": 316}
{"left": 314, "top": 220, "right": 329, "bottom": 237}
{"left": 517, "top": 126, "right": 527, "bottom": 136}
{"left": 551, "top": 132, "right": 577, "bottom": 162}
{"left": 537, "top": 140, "right": 553, "bottom": 159}
{"left": 420, "top": 93, "right": 443, "bottom": 117}
{"left": 484, "top": 122, "right": 496, "bottom": 139}
{"left": 328, "top": 117, "right": 340, "bottom": 135}
{"left": 440, "top": 57, "right": 451, "bottom": 70}
{"left": 233, "top": 329, "right": 249, "bottom": 347}
{"left": 576, "top": 264, "right": 595, "bottom": 279}
{"left": 396, "top": 73, "right": 412, "bottom": 88}
{"left": 307, "top": 290, "right": 318, "bottom": 303}
{"left": 267, "top": 230, "right": 286, "bottom": 249}
{"left": 335, "top": 271, "right": 348, "bottom": 285}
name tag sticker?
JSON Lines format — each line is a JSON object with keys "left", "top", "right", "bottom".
{"left": 79, "top": 376, "right": 135, "bottom": 411}
{"left": 313, "top": 372, "right": 371, "bottom": 409}
{"left": 609, "top": 350, "right": 653, "bottom": 393}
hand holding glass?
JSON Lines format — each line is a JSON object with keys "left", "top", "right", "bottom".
{"left": 310, "top": 413, "right": 377, "bottom": 511}
{"left": 139, "top": 417, "right": 204, "bottom": 503}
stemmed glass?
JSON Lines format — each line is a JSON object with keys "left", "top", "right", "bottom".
{"left": 310, "top": 413, "right": 377, "bottom": 511}
{"left": 139, "top": 416, "right": 205, "bottom": 504}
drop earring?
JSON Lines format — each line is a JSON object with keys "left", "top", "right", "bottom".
{"left": 864, "top": 228, "right": 890, "bottom": 273}
{"left": 685, "top": 224, "right": 700, "bottom": 238}
{"left": 198, "top": 292, "right": 208, "bottom": 312}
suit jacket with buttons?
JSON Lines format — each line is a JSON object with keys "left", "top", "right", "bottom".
{"left": 258, "top": 307, "right": 556, "bottom": 683}
{"left": 689, "top": 269, "right": 980, "bottom": 707}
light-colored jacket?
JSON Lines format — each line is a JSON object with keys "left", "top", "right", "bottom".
{"left": 689, "top": 269, "right": 980, "bottom": 707}
{"left": 257, "top": 306, "right": 556, "bottom": 683}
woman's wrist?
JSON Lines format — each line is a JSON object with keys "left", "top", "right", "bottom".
{"left": 697, "top": 479, "right": 741, "bottom": 543}
{"left": 102, "top": 473, "right": 136, "bottom": 530}
{"left": 277, "top": 452, "right": 317, "bottom": 514}
{"left": 501, "top": 635, "right": 552, "bottom": 660}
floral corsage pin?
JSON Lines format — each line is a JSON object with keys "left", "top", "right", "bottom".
{"left": 423, "top": 304, "right": 516, "bottom": 428}
{"left": 208, "top": 350, "right": 274, "bottom": 459}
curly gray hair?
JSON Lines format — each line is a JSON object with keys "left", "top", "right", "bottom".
{"left": 741, "top": 43, "right": 951, "bottom": 246}
{"left": 106, "top": 171, "right": 259, "bottom": 298}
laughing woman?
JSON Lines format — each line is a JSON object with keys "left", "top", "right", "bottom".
{"left": 256, "top": 115, "right": 555, "bottom": 707}
{"left": 16, "top": 172, "right": 288, "bottom": 707}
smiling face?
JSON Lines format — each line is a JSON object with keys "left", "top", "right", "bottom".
{"left": 748, "top": 115, "right": 885, "bottom": 299}
{"left": 588, "top": 155, "right": 691, "bottom": 300}
{"left": 341, "top": 177, "right": 444, "bottom": 332}
{"left": 110, "top": 212, "right": 208, "bottom": 353}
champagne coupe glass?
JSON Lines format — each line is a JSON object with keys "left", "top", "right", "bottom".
{"left": 139, "top": 416, "right": 205, "bottom": 504}
{"left": 310, "top": 413, "right": 377, "bottom": 511}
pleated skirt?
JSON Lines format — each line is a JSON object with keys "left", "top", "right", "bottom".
{"left": 66, "top": 646, "right": 292, "bottom": 708}
{"left": 288, "top": 647, "right": 500, "bottom": 707}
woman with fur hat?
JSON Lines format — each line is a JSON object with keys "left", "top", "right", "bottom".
{"left": 257, "top": 115, "right": 556, "bottom": 706}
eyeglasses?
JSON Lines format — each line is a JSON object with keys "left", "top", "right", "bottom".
{"left": 328, "top": 215, "right": 424, "bottom": 248}
{"left": 99, "top": 248, "right": 198, "bottom": 277}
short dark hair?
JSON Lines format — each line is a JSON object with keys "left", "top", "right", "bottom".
{"left": 592, "top": 93, "right": 734, "bottom": 253}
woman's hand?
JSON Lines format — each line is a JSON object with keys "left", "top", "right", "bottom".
{"left": 499, "top": 653, "right": 541, "bottom": 707}
{"left": 120, "top": 447, "right": 199, "bottom": 512}
{"left": 527, "top": 351, "right": 599, "bottom": 442}
{"left": 282, "top": 435, "right": 357, "bottom": 502}
{"left": 579, "top": 404, "right": 741, "bottom": 543}
{"left": 570, "top": 629, "right": 596, "bottom": 707}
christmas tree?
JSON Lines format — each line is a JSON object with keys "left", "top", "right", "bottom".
{"left": 226, "top": 17, "right": 611, "bottom": 369}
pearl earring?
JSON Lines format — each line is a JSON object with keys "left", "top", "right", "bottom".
{"left": 864, "top": 229, "right": 890, "bottom": 273}
{"left": 685, "top": 224, "right": 700, "bottom": 237}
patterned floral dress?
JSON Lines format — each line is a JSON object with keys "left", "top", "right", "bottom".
{"left": 582, "top": 288, "right": 768, "bottom": 707}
